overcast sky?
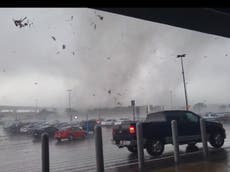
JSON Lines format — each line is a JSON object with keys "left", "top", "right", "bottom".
{"left": 0, "top": 8, "right": 229, "bottom": 109}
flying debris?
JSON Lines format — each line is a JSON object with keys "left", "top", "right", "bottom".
{"left": 117, "top": 102, "right": 122, "bottom": 106}
{"left": 13, "top": 17, "right": 33, "bottom": 28}
{"left": 62, "top": 44, "right": 66, "bottom": 49}
{"left": 66, "top": 16, "right": 74, "bottom": 21}
{"left": 13, "top": 17, "right": 26, "bottom": 28}
{"left": 203, "top": 56, "right": 207, "bottom": 58}
{"left": 51, "top": 36, "right": 56, "bottom": 41}
{"left": 225, "top": 54, "right": 228, "bottom": 56}
{"left": 90, "top": 22, "right": 97, "bottom": 30}
{"left": 108, "top": 90, "right": 111, "bottom": 94}
{"left": 72, "top": 51, "right": 75, "bottom": 56}
{"left": 2, "top": 69, "right": 6, "bottom": 73}
{"left": 92, "top": 94, "right": 95, "bottom": 96}
{"left": 107, "top": 57, "right": 111, "bottom": 60}
{"left": 96, "top": 15, "right": 104, "bottom": 20}
{"left": 34, "top": 82, "right": 38, "bottom": 85}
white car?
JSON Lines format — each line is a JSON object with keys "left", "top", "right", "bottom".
{"left": 204, "top": 112, "right": 225, "bottom": 120}
{"left": 101, "top": 119, "right": 116, "bottom": 126}
{"left": 114, "top": 118, "right": 130, "bottom": 125}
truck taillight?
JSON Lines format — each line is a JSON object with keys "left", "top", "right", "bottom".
{"left": 129, "top": 126, "right": 135, "bottom": 134}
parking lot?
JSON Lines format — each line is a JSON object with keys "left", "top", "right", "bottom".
{"left": 0, "top": 121, "right": 229, "bottom": 172}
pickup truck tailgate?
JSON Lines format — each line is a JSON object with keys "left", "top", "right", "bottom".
{"left": 112, "top": 122, "right": 136, "bottom": 141}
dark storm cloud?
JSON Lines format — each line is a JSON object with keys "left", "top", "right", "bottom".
{"left": 0, "top": 8, "right": 229, "bottom": 109}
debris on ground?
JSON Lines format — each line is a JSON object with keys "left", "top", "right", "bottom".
{"left": 56, "top": 51, "right": 60, "bottom": 54}
{"left": 92, "top": 94, "right": 95, "bottom": 96}
{"left": 72, "top": 51, "right": 75, "bottom": 56}
{"left": 62, "top": 44, "right": 66, "bottom": 49}
{"left": 107, "top": 57, "right": 111, "bottom": 60}
{"left": 108, "top": 90, "right": 111, "bottom": 94}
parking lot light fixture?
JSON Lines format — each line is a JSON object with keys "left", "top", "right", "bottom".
{"left": 177, "top": 54, "right": 189, "bottom": 110}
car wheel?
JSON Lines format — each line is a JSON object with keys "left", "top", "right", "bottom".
{"left": 209, "top": 132, "right": 225, "bottom": 148}
{"left": 146, "top": 139, "right": 164, "bottom": 156}
{"left": 127, "top": 146, "right": 137, "bottom": 153}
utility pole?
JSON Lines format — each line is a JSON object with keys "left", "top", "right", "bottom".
{"left": 67, "top": 89, "right": 72, "bottom": 121}
{"left": 177, "top": 54, "right": 189, "bottom": 110}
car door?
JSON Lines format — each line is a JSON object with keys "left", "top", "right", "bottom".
{"left": 178, "top": 111, "right": 200, "bottom": 142}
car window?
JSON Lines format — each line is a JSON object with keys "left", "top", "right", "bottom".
{"left": 72, "top": 127, "right": 80, "bottom": 131}
{"left": 146, "top": 112, "right": 166, "bottom": 122}
{"left": 184, "top": 112, "right": 199, "bottom": 123}
{"left": 165, "top": 111, "right": 183, "bottom": 122}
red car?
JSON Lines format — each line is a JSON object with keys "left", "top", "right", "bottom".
{"left": 54, "top": 126, "right": 87, "bottom": 142}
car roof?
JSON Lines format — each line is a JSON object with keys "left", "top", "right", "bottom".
{"left": 148, "top": 110, "right": 193, "bottom": 115}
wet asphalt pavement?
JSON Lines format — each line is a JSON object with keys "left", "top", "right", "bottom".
{"left": 0, "top": 123, "right": 230, "bottom": 172}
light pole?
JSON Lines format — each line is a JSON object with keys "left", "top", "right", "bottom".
{"left": 67, "top": 89, "right": 72, "bottom": 121}
{"left": 177, "top": 54, "right": 189, "bottom": 110}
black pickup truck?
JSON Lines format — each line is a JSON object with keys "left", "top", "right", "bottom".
{"left": 112, "top": 110, "right": 226, "bottom": 156}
